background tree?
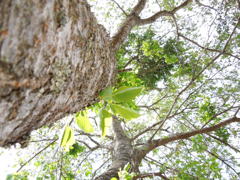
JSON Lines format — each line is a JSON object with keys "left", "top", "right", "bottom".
{"left": 1, "top": 0, "right": 240, "bottom": 179}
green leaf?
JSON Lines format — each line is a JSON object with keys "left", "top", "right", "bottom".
{"left": 99, "top": 109, "right": 112, "bottom": 137}
{"left": 60, "top": 126, "right": 75, "bottom": 151}
{"left": 100, "top": 86, "right": 113, "bottom": 101}
{"left": 124, "top": 163, "right": 131, "bottom": 171}
{"left": 165, "top": 55, "right": 178, "bottom": 64}
{"left": 112, "top": 86, "right": 142, "bottom": 102}
{"left": 68, "top": 143, "right": 86, "bottom": 157}
{"left": 76, "top": 111, "right": 94, "bottom": 133}
{"left": 110, "top": 178, "right": 118, "bottom": 180}
{"left": 111, "top": 104, "right": 140, "bottom": 120}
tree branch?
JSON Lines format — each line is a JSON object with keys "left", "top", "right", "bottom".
{"left": 111, "top": 0, "right": 147, "bottom": 51}
{"left": 195, "top": 0, "right": 218, "bottom": 11}
{"left": 140, "top": 117, "right": 240, "bottom": 154}
{"left": 137, "top": 0, "right": 193, "bottom": 25}
{"left": 110, "top": 0, "right": 128, "bottom": 16}
{"left": 130, "top": 0, "right": 147, "bottom": 15}
{"left": 16, "top": 139, "right": 57, "bottom": 172}
{"left": 207, "top": 134, "right": 240, "bottom": 153}
{"left": 206, "top": 150, "right": 239, "bottom": 176}
{"left": 179, "top": 33, "right": 240, "bottom": 60}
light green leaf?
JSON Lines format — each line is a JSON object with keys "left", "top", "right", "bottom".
{"left": 124, "top": 163, "right": 131, "bottom": 171}
{"left": 100, "top": 86, "right": 113, "bottom": 101}
{"left": 110, "top": 178, "right": 118, "bottom": 180}
{"left": 76, "top": 111, "right": 94, "bottom": 133}
{"left": 60, "top": 126, "right": 75, "bottom": 151}
{"left": 111, "top": 104, "right": 140, "bottom": 120}
{"left": 112, "top": 86, "right": 142, "bottom": 102}
{"left": 99, "top": 109, "right": 112, "bottom": 137}
{"left": 164, "top": 55, "right": 178, "bottom": 64}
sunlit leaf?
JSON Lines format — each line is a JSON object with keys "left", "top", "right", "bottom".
{"left": 99, "top": 86, "right": 113, "bottom": 101}
{"left": 112, "top": 86, "right": 142, "bottom": 102}
{"left": 164, "top": 55, "right": 178, "bottom": 64}
{"left": 76, "top": 111, "right": 94, "bottom": 133}
{"left": 99, "top": 109, "right": 112, "bottom": 137}
{"left": 111, "top": 104, "right": 140, "bottom": 120}
{"left": 110, "top": 178, "right": 118, "bottom": 180}
{"left": 60, "top": 126, "right": 75, "bottom": 151}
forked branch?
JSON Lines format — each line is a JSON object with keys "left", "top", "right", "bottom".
{"left": 111, "top": 0, "right": 147, "bottom": 51}
{"left": 111, "top": 0, "right": 193, "bottom": 51}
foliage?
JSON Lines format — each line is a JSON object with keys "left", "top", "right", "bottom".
{"left": 118, "top": 163, "right": 136, "bottom": 180}
{"left": 76, "top": 111, "right": 94, "bottom": 133}
{"left": 1, "top": 0, "right": 240, "bottom": 179}
{"left": 116, "top": 29, "right": 186, "bottom": 88}
{"left": 60, "top": 126, "right": 75, "bottom": 151}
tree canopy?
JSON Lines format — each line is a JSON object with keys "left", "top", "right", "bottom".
{"left": 1, "top": 0, "right": 240, "bottom": 179}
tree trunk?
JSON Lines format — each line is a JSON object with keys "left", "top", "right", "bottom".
{"left": 0, "top": 0, "right": 116, "bottom": 147}
{"left": 95, "top": 117, "right": 145, "bottom": 180}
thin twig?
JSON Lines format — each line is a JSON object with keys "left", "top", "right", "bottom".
{"left": 17, "top": 139, "right": 57, "bottom": 172}
{"left": 110, "top": 0, "right": 128, "bottom": 16}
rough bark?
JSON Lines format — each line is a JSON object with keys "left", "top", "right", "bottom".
{"left": 95, "top": 117, "right": 145, "bottom": 180}
{"left": 95, "top": 117, "right": 133, "bottom": 180}
{"left": 0, "top": 0, "right": 116, "bottom": 147}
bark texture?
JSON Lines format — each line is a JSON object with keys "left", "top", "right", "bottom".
{"left": 0, "top": 0, "right": 116, "bottom": 147}
{"left": 95, "top": 118, "right": 133, "bottom": 179}
{"left": 95, "top": 117, "right": 145, "bottom": 180}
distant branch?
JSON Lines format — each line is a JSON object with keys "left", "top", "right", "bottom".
{"left": 141, "top": 117, "right": 240, "bottom": 154}
{"left": 195, "top": 0, "right": 218, "bottom": 11}
{"left": 17, "top": 139, "right": 57, "bottom": 172}
{"left": 138, "top": 0, "right": 193, "bottom": 25}
{"left": 117, "top": 68, "right": 133, "bottom": 73}
{"left": 206, "top": 150, "right": 239, "bottom": 176}
{"left": 77, "top": 140, "right": 94, "bottom": 150}
{"left": 110, "top": 0, "right": 128, "bottom": 16}
{"left": 179, "top": 33, "right": 240, "bottom": 60}
{"left": 208, "top": 134, "right": 240, "bottom": 153}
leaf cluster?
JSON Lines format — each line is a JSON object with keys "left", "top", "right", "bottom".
{"left": 116, "top": 29, "right": 186, "bottom": 88}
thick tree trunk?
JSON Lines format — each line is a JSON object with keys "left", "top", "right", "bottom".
{"left": 0, "top": 0, "right": 116, "bottom": 147}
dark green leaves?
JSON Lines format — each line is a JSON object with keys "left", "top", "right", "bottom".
{"left": 75, "top": 111, "right": 94, "bottom": 133}
{"left": 215, "top": 128, "right": 230, "bottom": 142}
{"left": 116, "top": 29, "right": 185, "bottom": 88}
{"left": 198, "top": 98, "right": 218, "bottom": 123}
{"left": 60, "top": 126, "right": 75, "bottom": 151}
{"left": 68, "top": 143, "right": 86, "bottom": 157}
